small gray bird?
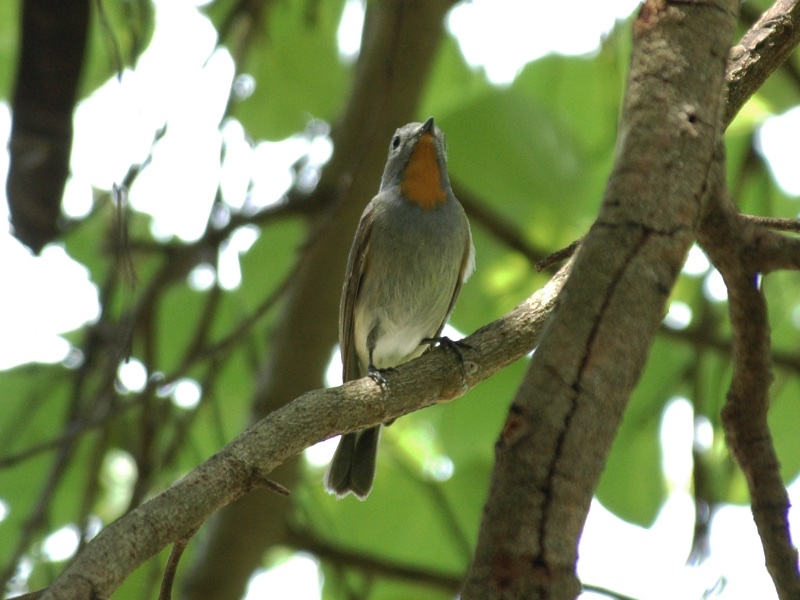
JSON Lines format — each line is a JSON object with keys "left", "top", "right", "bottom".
{"left": 325, "top": 117, "right": 475, "bottom": 499}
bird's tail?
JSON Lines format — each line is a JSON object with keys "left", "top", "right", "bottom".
{"left": 325, "top": 426, "right": 381, "bottom": 500}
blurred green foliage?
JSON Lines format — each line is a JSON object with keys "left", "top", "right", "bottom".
{"left": 1, "top": 0, "right": 799, "bottom": 598}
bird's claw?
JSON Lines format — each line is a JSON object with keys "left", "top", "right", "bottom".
{"left": 367, "top": 364, "right": 394, "bottom": 388}
{"left": 422, "top": 336, "right": 472, "bottom": 361}
{"left": 422, "top": 335, "right": 473, "bottom": 379}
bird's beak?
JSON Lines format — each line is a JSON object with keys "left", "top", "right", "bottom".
{"left": 420, "top": 117, "right": 435, "bottom": 135}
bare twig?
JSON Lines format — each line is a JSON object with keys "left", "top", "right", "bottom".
{"left": 726, "top": 0, "right": 800, "bottom": 126}
{"left": 744, "top": 214, "right": 800, "bottom": 234}
{"left": 734, "top": 214, "right": 800, "bottom": 272}
{"left": 158, "top": 528, "right": 199, "bottom": 600}
{"left": 290, "top": 528, "right": 463, "bottom": 593}
{"left": 697, "top": 155, "right": 800, "bottom": 599}
{"left": 535, "top": 237, "right": 583, "bottom": 272}
{"left": 659, "top": 324, "right": 800, "bottom": 374}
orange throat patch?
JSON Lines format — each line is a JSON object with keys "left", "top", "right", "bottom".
{"left": 401, "top": 133, "right": 447, "bottom": 209}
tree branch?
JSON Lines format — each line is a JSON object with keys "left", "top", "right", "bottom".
{"left": 726, "top": 0, "right": 800, "bottom": 126}
{"left": 289, "top": 528, "right": 463, "bottom": 594}
{"left": 696, "top": 152, "right": 800, "bottom": 599}
{"left": 659, "top": 323, "right": 800, "bottom": 374}
{"left": 729, "top": 215, "right": 800, "bottom": 272}
{"left": 462, "top": 1, "right": 737, "bottom": 597}
{"left": 39, "top": 266, "right": 568, "bottom": 599}
{"left": 743, "top": 214, "right": 800, "bottom": 234}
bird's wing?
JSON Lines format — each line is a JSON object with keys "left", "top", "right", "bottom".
{"left": 435, "top": 226, "right": 475, "bottom": 338}
{"left": 339, "top": 202, "right": 376, "bottom": 382}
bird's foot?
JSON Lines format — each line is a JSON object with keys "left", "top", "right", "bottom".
{"left": 367, "top": 363, "right": 394, "bottom": 388}
{"left": 422, "top": 336, "right": 473, "bottom": 377}
{"left": 423, "top": 336, "right": 472, "bottom": 360}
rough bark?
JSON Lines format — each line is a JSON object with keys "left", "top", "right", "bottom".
{"left": 462, "top": 1, "right": 738, "bottom": 598}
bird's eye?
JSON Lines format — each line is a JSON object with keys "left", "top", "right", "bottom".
{"left": 391, "top": 135, "right": 401, "bottom": 150}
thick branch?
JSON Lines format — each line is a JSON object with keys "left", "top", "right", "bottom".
{"left": 40, "top": 267, "right": 568, "bottom": 600}
{"left": 462, "top": 1, "right": 737, "bottom": 598}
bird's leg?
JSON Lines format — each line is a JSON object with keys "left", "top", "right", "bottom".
{"left": 367, "top": 348, "right": 394, "bottom": 388}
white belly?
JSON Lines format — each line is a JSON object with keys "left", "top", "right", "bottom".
{"left": 353, "top": 291, "right": 451, "bottom": 371}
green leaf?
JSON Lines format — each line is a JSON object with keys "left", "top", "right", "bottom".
{"left": 155, "top": 284, "right": 209, "bottom": 375}
{"left": 443, "top": 91, "right": 590, "bottom": 247}
{"left": 82, "top": 0, "right": 155, "bottom": 95}
{"left": 114, "top": 548, "right": 170, "bottom": 600}
{"left": 0, "top": 0, "right": 19, "bottom": 100}
{"left": 422, "top": 34, "right": 493, "bottom": 119}
{"left": 0, "top": 365, "right": 107, "bottom": 584}
{"left": 597, "top": 414, "right": 663, "bottom": 527}
{"left": 211, "top": 0, "right": 350, "bottom": 140}
{"left": 769, "top": 375, "right": 800, "bottom": 485}
{"left": 238, "top": 217, "right": 306, "bottom": 309}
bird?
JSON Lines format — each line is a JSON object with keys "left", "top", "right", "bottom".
{"left": 325, "top": 116, "right": 475, "bottom": 499}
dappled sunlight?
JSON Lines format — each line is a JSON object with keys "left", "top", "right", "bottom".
{"left": 448, "top": 0, "right": 642, "bottom": 84}
{"left": 244, "top": 553, "right": 322, "bottom": 600}
{"left": 2, "top": 0, "right": 799, "bottom": 598}
{"left": 663, "top": 300, "right": 693, "bottom": 330}
{"left": 703, "top": 269, "right": 729, "bottom": 303}
{"left": 758, "top": 106, "right": 800, "bottom": 196}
